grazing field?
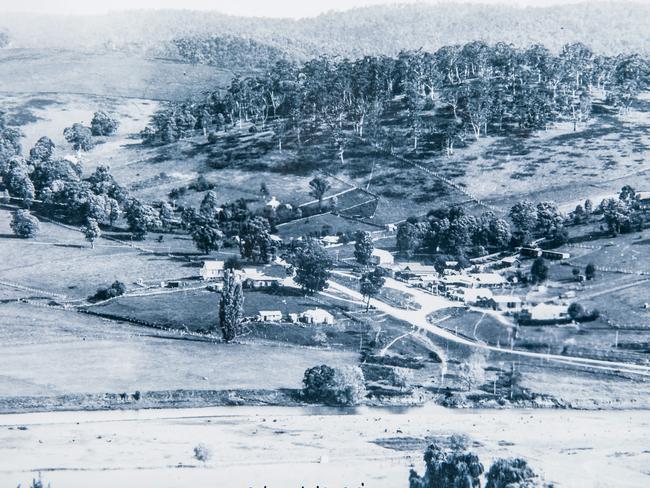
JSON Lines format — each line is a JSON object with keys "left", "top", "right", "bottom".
{"left": 0, "top": 208, "right": 195, "bottom": 300}
{"left": 0, "top": 302, "right": 358, "bottom": 398}
{"left": 90, "top": 288, "right": 337, "bottom": 332}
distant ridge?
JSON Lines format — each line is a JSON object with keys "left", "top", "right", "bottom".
{"left": 0, "top": 2, "right": 648, "bottom": 56}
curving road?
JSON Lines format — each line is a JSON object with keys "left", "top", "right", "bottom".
{"left": 326, "top": 274, "right": 650, "bottom": 377}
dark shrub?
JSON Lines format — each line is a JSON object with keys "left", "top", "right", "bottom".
{"left": 302, "top": 364, "right": 366, "bottom": 406}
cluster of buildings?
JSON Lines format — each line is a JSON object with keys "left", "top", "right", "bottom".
{"left": 256, "top": 308, "right": 335, "bottom": 325}
{"left": 200, "top": 261, "right": 288, "bottom": 290}
{"left": 376, "top": 248, "right": 575, "bottom": 323}
{"left": 199, "top": 259, "right": 337, "bottom": 326}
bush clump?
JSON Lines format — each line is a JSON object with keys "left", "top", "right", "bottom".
{"left": 193, "top": 443, "right": 212, "bottom": 463}
{"left": 91, "top": 280, "right": 126, "bottom": 301}
{"left": 90, "top": 111, "right": 119, "bottom": 136}
{"left": 302, "top": 364, "right": 366, "bottom": 406}
{"left": 10, "top": 209, "right": 39, "bottom": 238}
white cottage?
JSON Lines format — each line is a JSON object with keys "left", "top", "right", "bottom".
{"left": 257, "top": 310, "right": 283, "bottom": 322}
{"left": 200, "top": 260, "right": 225, "bottom": 280}
{"left": 300, "top": 308, "right": 335, "bottom": 325}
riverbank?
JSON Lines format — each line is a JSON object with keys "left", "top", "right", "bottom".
{"left": 2, "top": 382, "right": 648, "bottom": 415}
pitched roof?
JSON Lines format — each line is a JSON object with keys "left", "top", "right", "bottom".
{"left": 202, "top": 260, "right": 224, "bottom": 270}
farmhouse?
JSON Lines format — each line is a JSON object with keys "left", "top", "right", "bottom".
{"left": 400, "top": 263, "right": 438, "bottom": 277}
{"left": 300, "top": 308, "right": 335, "bottom": 325}
{"left": 240, "top": 267, "right": 284, "bottom": 289}
{"left": 257, "top": 310, "right": 283, "bottom": 322}
{"left": 200, "top": 260, "right": 225, "bottom": 280}
{"left": 370, "top": 248, "right": 394, "bottom": 265}
{"left": 485, "top": 295, "right": 523, "bottom": 312}
{"left": 637, "top": 191, "right": 650, "bottom": 203}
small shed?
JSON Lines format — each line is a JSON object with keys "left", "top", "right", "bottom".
{"left": 321, "top": 235, "right": 340, "bottom": 247}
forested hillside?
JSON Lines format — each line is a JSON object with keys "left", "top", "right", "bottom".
{"left": 156, "top": 36, "right": 294, "bottom": 71}
{"left": 1, "top": 2, "right": 649, "bottom": 56}
{"left": 141, "top": 41, "right": 649, "bottom": 163}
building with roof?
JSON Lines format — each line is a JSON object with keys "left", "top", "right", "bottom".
{"left": 524, "top": 303, "right": 569, "bottom": 321}
{"left": 520, "top": 247, "right": 543, "bottom": 258}
{"left": 485, "top": 295, "right": 523, "bottom": 312}
{"left": 300, "top": 308, "right": 335, "bottom": 325}
{"left": 451, "top": 288, "right": 494, "bottom": 305}
{"left": 441, "top": 274, "right": 475, "bottom": 289}
{"left": 471, "top": 272, "right": 507, "bottom": 288}
{"left": 200, "top": 260, "right": 225, "bottom": 280}
{"left": 257, "top": 310, "right": 283, "bottom": 322}
{"left": 541, "top": 250, "right": 570, "bottom": 260}
{"left": 370, "top": 248, "right": 394, "bottom": 265}
{"left": 240, "top": 266, "right": 286, "bottom": 289}
{"left": 321, "top": 235, "right": 340, "bottom": 247}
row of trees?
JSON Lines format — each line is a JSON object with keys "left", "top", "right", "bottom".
{"left": 141, "top": 42, "right": 648, "bottom": 161}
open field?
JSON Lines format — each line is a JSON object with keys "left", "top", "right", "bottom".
{"left": 0, "top": 49, "right": 232, "bottom": 101}
{"left": 1, "top": 405, "right": 649, "bottom": 488}
{"left": 0, "top": 208, "right": 197, "bottom": 300}
{"left": 0, "top": 302, "right": 357, "bottom": 398}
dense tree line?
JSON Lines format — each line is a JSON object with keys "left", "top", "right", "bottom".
{"left": 397, "top": 206, "right": 512, "bottom": 258}
{"left": 141, "top": 41, "right": 648, "bottom": 162}
{"left": 166, "top": 35, "right": 290, "bottom": 71}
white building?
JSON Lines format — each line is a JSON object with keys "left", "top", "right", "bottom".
{"left": 441, "top": 275, "right": 475, "bottom": 289}
{"left": 370, "top": 249, "right": 394, "bottom": 265}
{"left": 525, "top": 303, "right": 569, "bottom": 321}
{"left": 257, "top": 310, "right": 283, "bottom": 322}
{"left": 200, "top": 260, "right": 225, "bottom": 280}
{"left": 321, "top": 235, "right": 340, "bottom": 247}
{"left": 240, "top": 267, "right": 282, "bottom": 289}
{"left": 489, "top": 295, "right": 523, "bottom": 312}
{"left": 300, "top": 308, "right": 335, "bottom": 325}
{"left": 451, "top": 288, "right": 493, "bottom": 305}
{"left": 472, "top": 273, "right": 507, "bottom": 288}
